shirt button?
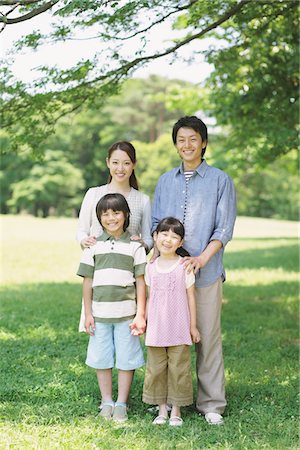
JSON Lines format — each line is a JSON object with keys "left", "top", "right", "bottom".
{"left": 181, "top": 205, "right": 183, "bottom": 208}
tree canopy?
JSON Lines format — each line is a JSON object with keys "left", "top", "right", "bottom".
{"left": 1, "top": 0, "right": 298, "bottom": 166}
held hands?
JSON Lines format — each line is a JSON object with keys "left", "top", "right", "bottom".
{"left": 81, "top": 236, "right": 97, "bottom": 249}
{"left": 85, "top": 314, "right": 95, "bottom": 336}
{"left": 129, "top": 315, "right": 146, "bottom": 336}
{"left": 191, "top": 327, "right": 201, "bottom": 344}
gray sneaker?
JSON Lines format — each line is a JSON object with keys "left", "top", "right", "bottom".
{"left": 112, "top": 404, "right": 128, "bottom": 422}
{"left": 99, "top": 403, "right": 114, "bottom": 419}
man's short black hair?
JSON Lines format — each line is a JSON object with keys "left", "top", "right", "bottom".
{"left": 172, "top": 116, "right": 208, "bottom": 157}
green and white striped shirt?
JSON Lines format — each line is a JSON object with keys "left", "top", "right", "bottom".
{"left": 77, "top": 230, "right": 146, "bottom": 323}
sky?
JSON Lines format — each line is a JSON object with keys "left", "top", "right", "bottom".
{"left": 1, "top": 8, "right": 213, "bottom": 86}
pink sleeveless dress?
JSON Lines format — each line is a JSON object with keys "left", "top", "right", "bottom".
{"left": 145, "top": 258, "right": 194, "bottom": 347}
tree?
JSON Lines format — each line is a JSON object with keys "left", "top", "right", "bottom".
{"left": 8, "top": 149, "right": 84, "bottom": 216}
{"left": 203, "top": 0, "right": 299, "bottom": 167}
{"left": 1, "top": 0, "right": 297, "bottom": 166}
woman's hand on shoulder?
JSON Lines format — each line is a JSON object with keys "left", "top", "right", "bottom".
{"left": 81, "top": 236, "right": 97, "bottom": 249}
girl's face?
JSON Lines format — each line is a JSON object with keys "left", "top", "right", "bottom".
{"left": 101, "top": 209, "right": 126, "bottom": 237}
{"left": 106, "top": 149, "right": 135, "bottom": 184}
{"left": 154, "top": 229, "right": 183, "bottom": 257}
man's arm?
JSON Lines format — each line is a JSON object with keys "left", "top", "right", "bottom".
{"left": 182, "top": 240, "right": 222, "bottom": 273}
{"left": 183, "top": 174, "right": 236, "bottom": 273}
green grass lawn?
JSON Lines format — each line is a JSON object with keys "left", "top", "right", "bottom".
{"left": 0, "top": 215, "right": 298, "bottom": 449}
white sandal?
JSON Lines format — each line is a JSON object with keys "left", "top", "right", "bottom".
{"left": 152, "top": 415, "right": 168, "bottom": 425}
{"left": 169, "top": 416, "right": 183, "bottom": 427}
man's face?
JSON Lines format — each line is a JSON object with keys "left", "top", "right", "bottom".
{"left": 176, "top": 127, "right": 206, "bottom": 169}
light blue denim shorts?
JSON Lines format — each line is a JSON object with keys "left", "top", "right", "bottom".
{"left": 85, "top": 319, "right": 144, "bottom": 370}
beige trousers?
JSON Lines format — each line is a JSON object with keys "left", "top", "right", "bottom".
{"left": 195, "top": 277, "right": 226, "bottom": 414}
{"left": 143, "top": 345, "right": 193, "bottom": 407}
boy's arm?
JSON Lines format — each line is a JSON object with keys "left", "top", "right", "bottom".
{"left": 83, "top": 277, "right": 95, "bottom": 336}
{"left": 187, "top": 285, "right": 200, "bottom": 343}
{"left": 130, "top": 275, "right": 146, "bottom": 336}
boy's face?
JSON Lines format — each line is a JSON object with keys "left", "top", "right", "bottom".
{"left": 100, "top": 209, "right": 125, "bottom": 238}
{"left": 175, "top": 127, "right": 206, "bottom": 170}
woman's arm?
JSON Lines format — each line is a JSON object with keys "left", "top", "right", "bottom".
{"left": 140, "top": 195, "right": 153, "bottom": 252}
{"left": 76, "top": 188, "right": 97, "bottom": 247}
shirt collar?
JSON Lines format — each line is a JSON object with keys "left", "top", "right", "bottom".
{"left": 176, "top": 159, "right": 208, "bottom": 178}
{"left": 98, "top": 230, "right": 131, "bottom": 242}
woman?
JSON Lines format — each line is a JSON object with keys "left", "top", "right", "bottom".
{"left": 77, "top": 141, "right": 152, "bottom": 332}
{"left": 77, "top": 141, "right": 152, "bottom": 252}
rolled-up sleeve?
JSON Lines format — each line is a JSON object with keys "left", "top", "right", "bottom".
{"left": 209, "top": 175, "right": 236, "bottom": 247}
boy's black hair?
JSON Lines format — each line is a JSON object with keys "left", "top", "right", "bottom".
{"left": 96, "top": 193, "right": 130, "bottom": 231}
{"left": 155, "top": 217, "right": 190, "bottom": 256}
{"left": 172, "top": 116, "right": 208, "bottom": 157}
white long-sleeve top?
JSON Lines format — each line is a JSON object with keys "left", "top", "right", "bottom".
{"left": 76, "top": 184, "right": 153, "bottom": 250}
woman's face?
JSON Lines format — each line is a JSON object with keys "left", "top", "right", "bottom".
{"left": 106, "top": 149, "right": 135, "bottom": 184}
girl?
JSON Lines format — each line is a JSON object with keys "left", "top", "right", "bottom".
{"left": 77, "top": 141, "right": 152, "bottom": 252}
{"left": 142, "top": 217, "right": 200, "bottom": 426}
{"left": 77, "top": 193, "right": 146, "bottom": 422}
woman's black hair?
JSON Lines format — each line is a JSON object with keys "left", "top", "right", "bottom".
{"left": 155, "top": 217, "right": 190, "bottom": 256}
{"left": 96, "top": 193, "right": 130, "bottom": 231}
{"left": 107, "top": 141, "right": 139, "bottom": 190}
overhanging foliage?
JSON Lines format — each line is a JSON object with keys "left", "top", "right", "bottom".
{"left": 0, "top": 0, "right": 298, "bottom": 165}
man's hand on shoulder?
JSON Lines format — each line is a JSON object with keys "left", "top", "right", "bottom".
{"left": 181, "top": 254, "right": 208, "bottom": 274}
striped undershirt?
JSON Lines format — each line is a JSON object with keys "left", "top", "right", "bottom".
{"left": 183, "top": 170, "right": 194, "bottom": 223}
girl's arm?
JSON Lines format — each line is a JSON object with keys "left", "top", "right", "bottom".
{"left": 83, "top": 277, "right": 95, "bottom": 336}
{"left": 187, "top": 285, "right": 201, "bottom": 343}
{"left": 130, "top": 275, "right": 146, "bottom": 335}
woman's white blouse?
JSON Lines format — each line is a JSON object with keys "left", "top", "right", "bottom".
{"left": 76, "top": 185, "right": 153, "bottom": 250}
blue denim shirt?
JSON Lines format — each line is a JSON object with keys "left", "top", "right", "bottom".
{"left": 152, "top": 160, "right": 237, "bottom": 288}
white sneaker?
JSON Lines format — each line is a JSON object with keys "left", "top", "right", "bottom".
{"left": 205, "top": 412, "right": 224, "bottom": 425}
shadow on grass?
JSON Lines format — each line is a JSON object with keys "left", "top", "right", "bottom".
{"left": 225, "top": 241, "right": 298, "bottom": 271}
{"left": 0, "top": 238, "right": 299, "bottom": 448}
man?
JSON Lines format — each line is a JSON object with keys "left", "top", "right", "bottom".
{"left": 152, "top": 116, "right": 236, "bottom": 425}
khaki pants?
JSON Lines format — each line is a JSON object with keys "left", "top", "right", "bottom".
{"left": 143, "top": 345, "right": 193, "bottom": 407}
{"left": 195, "top": 277, "right": 226, "bottom": 414}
